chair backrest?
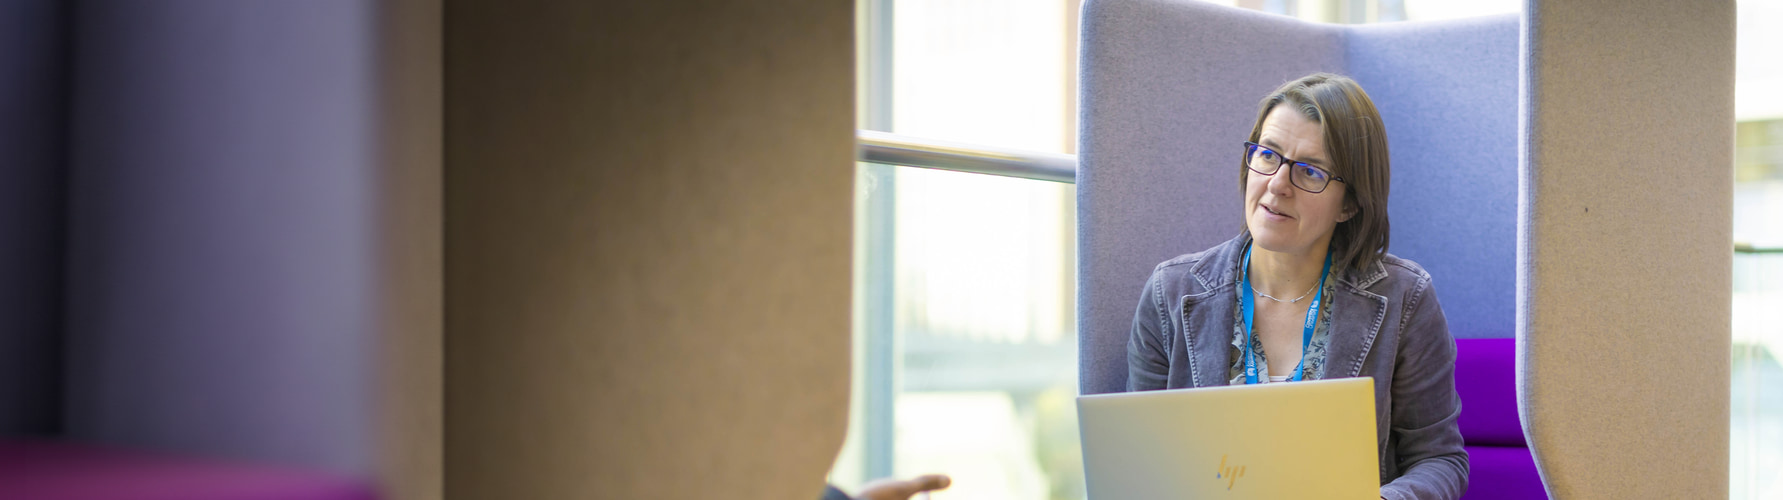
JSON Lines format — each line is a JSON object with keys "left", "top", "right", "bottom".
{"left": 1077, "top": 0, "right": 1518, "bottom": 395}
{"left": 60, "top": 0, "right": 391, "bottom": 474}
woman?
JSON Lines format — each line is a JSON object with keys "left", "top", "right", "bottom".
{"left": 1126, "top": 73, "right": 1467, "bottom": 500}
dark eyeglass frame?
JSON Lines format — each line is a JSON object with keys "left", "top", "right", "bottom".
{"left": 1242, "top": 141, "right": 1346, "bottom": 194}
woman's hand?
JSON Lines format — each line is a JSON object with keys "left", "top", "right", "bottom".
{"left": 855, "top": 474, "right": 952, "bottom": 500}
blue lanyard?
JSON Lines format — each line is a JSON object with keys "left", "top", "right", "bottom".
{"left": 1239, "top": 245, "right": 1331, "bottom": 384}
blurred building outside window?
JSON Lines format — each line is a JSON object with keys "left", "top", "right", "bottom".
{"left": 1733, "top": 3, "right": 1783, "bottom": 500}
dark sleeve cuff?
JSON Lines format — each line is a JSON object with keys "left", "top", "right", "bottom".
{"left": 821, "top": 484, "right": 853, "bottom": 500}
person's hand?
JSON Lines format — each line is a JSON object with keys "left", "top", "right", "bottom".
{"left": 855, "top": 474, "right": 951, "bottom": 500}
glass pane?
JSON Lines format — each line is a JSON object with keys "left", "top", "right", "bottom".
{"left": 878, "top": 0, "right": 1080, "bottom": 493}
{"left": 891, "top": 168, "right": 1078, "bottom": 500}
{"left": 839, "top": 0, "right": 1081, "bottom": 499}
{"left": 1735, "top": 0, "right": 1783, "bottom": 496}
{"left": 1733, "top": 250, "right": 1783, "bottom": 500}
{"left": 889, "top": 0, "right": 1070, "bottom": 153}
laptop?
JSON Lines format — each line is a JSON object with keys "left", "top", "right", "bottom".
{"left": 1077, "top": 377, "right": 1379, "bottom": 499}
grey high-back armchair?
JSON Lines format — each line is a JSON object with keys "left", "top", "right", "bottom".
{"left": 1075, "top": 0, "right": 1517, "bottom": 397}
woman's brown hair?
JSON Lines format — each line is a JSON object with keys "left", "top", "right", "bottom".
{"left": 1240, "top": 73, "right": 1390, "bottom": 273}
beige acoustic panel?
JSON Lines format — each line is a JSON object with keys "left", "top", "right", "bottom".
{"left": 1519, "top": 0, "right": 1735, "bottom": 498}
{"left": 444, "top": 1, "right": 854, "bottom": 499}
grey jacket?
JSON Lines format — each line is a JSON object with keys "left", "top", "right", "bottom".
{"left": 1127, "top": 234, "right": 1468, "bottom": 500}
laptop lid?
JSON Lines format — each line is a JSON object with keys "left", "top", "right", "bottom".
{"left": 1076, "top": 377, "right": 1378, "bottom": 499}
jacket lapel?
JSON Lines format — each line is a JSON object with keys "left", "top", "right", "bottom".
{"left": 1181, "top": 284, "right": 1234, "bottom": 387}
{"left": 1180, "top": 235, "right": 1244, "bottom": 387}
{"left": 1323, "top": 261, "right": 1389, "bottom": 378}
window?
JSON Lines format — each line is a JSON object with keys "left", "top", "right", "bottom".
{"left": 1732, "top": 4, "right": 1783, "bottom": 498}
{"left": 836, "top": 1, "right": 1079, "bottom": 499}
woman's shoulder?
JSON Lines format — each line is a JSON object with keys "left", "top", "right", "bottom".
{"left": 1379, "top": 253, "right": 1433, "bottom": 283}
{"left": 1150, "top": 244, "right": 1219, "bottom": 273}
{"left": 1145, "top": 234, "right": 1247, "bottom": 294}
{"left": 1341, "top": 252, "right": 1435, "bottom": 298}
{"left": 1368, "top": 254, "right": 1452, "bottom": 317}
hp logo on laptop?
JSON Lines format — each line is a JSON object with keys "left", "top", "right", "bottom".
{"left": 1216, "top": 454, "right": 1246, "bottom": 490}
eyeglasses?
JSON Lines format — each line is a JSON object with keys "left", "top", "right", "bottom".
{"left": 1242, "top": 141, "right": 1346, "bottom": 194}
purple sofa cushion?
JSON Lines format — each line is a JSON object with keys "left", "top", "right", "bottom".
{"left": 1460, "top": 445, "right": 1547, "bottom": 499}
{"left": 1454, "top": 338, "right": 1525, "bottom": 446}
{"left": 0, "top": 441, "right": 377, "bottom": 500}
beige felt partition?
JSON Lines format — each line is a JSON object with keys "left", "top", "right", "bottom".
{"left": 444, "top": 1, "right": 854, "bottom": 499}
{"left": 1518, "top": 0, "right": 1735, "bottom": 497}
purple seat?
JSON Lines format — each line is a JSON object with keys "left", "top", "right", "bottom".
{"left": 1454, "top": 338, "right": 1546, "bottom": 499}
{"left": 0, "top": 441, "right": 376, "bottom": 500}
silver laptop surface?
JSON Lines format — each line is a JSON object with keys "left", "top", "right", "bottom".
{"left": 1077, "top": 377, "right": 1379, "bottom": 499}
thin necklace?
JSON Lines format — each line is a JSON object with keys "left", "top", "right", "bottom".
{"left": 1255, "top": 281, "right": 1319, "bottom": 304}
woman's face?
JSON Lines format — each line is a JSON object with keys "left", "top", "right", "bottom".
{"left": 1244, "top": 106, "right": 1353, "bottom": 257}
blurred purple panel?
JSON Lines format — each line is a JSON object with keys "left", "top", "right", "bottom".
{"left": 0, "top": 0, "right": 68, "bottom": 437}
{"left": 63, "top": 0, "right": 380, "bottom": 475}
{"left": 1455, "top": 338, "right": 1524, "bottom": 446}
{"left": 0, "top": 440, "right": 377, "bottom": 500}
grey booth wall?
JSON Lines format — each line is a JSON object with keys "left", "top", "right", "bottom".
{"left": 444, "top": 1, "right": 854, "bottom": 498}
{"left": 61, "top": 1, "right": 442, "bottom": 497}
{"left": 0, "top": 0, "right": 67, "bottom": 437}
